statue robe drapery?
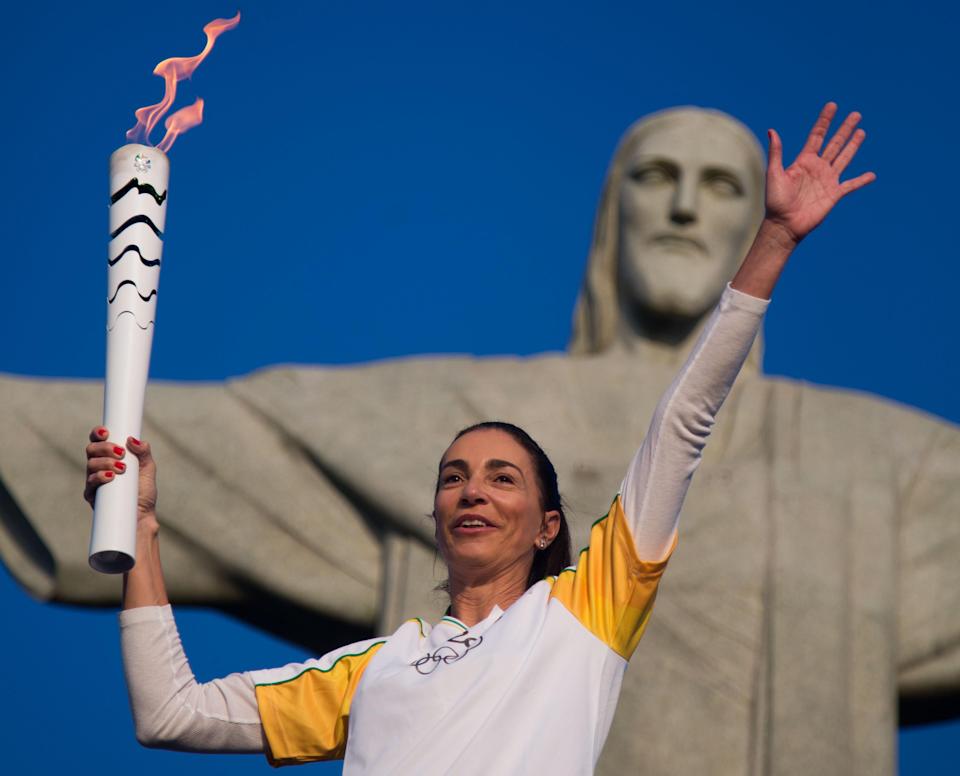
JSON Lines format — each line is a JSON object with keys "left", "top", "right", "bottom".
{"left": 1, "top": 343, "right": 957, "bottom": 775}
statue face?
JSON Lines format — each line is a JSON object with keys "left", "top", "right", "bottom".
{"left": 617, "top": 117, "right": 761, "bottom": 319}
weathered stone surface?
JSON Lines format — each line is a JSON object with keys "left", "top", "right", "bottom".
{"left": 1, "top": 107, "right": 957, "bottom": 774}
{"left": 0, "top": 376, "right": 381, "bottom": 646}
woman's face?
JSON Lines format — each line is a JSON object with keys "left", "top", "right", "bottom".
{"left": 434, "top": 429, "right": 558, "bottom": 583}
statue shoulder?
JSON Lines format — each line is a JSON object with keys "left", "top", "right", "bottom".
{"left": 759, "top": 373, "right": 958, "bottom": 456}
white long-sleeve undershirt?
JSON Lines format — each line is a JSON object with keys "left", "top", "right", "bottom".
{"left": 623, "top": 283, "right": 768, "bottom": 560}
{"left": 118, "top": 282, "right": 768, "bottom": 752}
{"left": 120, "top": 604, "right": 264, "bottom": 751}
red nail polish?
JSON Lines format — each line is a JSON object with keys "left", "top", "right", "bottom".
{"left": 130, "top": 437, "right": 142, "bottom": 447}
{"left": 113, "top": 446, "right": 125, "bottom": 457}
{"left": 115, "top": 461, "right": 126, "bottom": 472}
{"left": 97, "top": 427, "right": 107, "bottom": 438}
{"left": 104, "top": 471, "right": 114, "bottom": 479}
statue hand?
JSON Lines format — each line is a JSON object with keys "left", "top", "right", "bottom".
{"left": 765, "top": 102, "right": 876, "bottom": 245}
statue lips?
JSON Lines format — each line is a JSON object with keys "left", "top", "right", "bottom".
{"left": 651, "top": 233, "right": 708, "bottom": 256}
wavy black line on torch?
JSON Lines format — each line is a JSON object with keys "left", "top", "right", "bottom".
{"left": 110, "top": 214, "right": 164, "bottom": 240}
{"left": 108, "top": 280, "right": 158, "bottom": 304}
{"left": 110, "top": 178, "right": 168, "bottom": 206}
{"left": 108, "top": 244, "right": 162, "bottom": 268}
{"left": 108, "top": 310, "right": 155, "bottom": 332}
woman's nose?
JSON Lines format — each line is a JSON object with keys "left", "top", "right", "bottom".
{"left": 459, "top": 476, "right": 487, "bottom": 504}
{"left": 669, "top": 174, "right": 699, "bottom": 226}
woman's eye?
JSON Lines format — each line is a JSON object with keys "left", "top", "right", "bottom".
{"left": 494, "top": 474, "right": 514, "bottom": 484}
{"left": 443, "top": 474, "right": 463, "bottom": 485}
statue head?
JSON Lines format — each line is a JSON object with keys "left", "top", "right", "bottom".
{"left": 570, "top": 107, "right": 766, "bottom": 354}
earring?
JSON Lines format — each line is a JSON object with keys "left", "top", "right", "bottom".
{"left": 539, "top": 539, "right": 546, "bottom": 549}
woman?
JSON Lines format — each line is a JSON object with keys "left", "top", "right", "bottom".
{"left": 85, "top": 103, "right": 873, "bottom": 774}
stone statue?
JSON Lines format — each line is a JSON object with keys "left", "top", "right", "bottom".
{"left": 1, "top": 107, "right": 957, "bottom": 776}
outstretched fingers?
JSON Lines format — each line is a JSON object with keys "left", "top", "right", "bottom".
{"left": 833, "top": 128, "right": 866, "bottom": 174}
{"left": 822, "top": 111, "right": 862, "bottom": 163}
{"left": 802, "top": 102, "right": 838, "bottom": 154}
{"left": 803, "top": 103, "right": 875, "bottom": 197}
{"left": 831, "top": 120, "right": 875, "bottom": 197}
{"left": 839, "top": 171, "right": 877, "bottom": 196}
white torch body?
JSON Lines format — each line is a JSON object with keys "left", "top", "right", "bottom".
{"left": 90, "top": 144, "right": 168, "bottom": 573}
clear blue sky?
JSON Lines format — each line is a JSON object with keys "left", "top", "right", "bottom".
{"left": 1, "top": 1, "right": 957, "bottom": 773}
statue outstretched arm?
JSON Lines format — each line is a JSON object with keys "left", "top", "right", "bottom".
{"left": 896, "top": 414, "right": 960, "bottom": 724}
{"left": 0, "top": 376, "right": 381, "bottom": 650}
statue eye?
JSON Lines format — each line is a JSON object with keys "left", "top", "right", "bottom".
{"left": 628, "top": 163, "right": 675, "bottom": 185}
{"left": 703, "top": 170, "right": 744, "bottom": 197}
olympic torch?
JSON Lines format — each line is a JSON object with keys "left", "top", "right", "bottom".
{"left": 89, "top": 146, "right": 169, "bottom": 573}
{"left": 88, "top": 12, "right": 240, "bottom": 573}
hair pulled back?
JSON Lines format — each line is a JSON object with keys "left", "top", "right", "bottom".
{"left": 446, "top": 421, "right": 572, "bottom": 589}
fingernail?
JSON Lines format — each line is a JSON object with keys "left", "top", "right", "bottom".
{"left": 115, "top": 461, "right": 126, "bottom": 472}
{"left": 96, "top": 427, "right": 107, "bottom": 438}
{"left": 129, "top": 437, "right": 142, "bottom": 447}
{"left": 104, "top": 471, "right": 114, "bottom": 479}
{"left": 113, "top": 446, "right": 125, "bottom": 457}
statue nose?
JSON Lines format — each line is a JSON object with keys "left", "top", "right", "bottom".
{"left": 670, "top": 177, "right": 699, "bottom": 225}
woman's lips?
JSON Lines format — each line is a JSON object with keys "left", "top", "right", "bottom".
{"left": 452, "top": 514, "right": 496, "bottom": 534}
{"left": 453, "top": 524, "right": 497, "bottom": 535}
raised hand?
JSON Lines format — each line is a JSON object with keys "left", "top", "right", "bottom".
{"left": 765, "top": 102, "right": 876, "bottom": 246}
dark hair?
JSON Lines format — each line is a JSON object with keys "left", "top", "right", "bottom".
{"left": 442, "top": 421, "right": 572, "bottom": 588}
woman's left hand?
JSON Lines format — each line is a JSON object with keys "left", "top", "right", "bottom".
{"left": 764, "top": 102, "right": 876, "bottom": 247}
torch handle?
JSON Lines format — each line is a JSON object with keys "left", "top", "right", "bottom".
{"left": 90, "top": 456, "right": 140, "bottom": 573}
{"left": 90, "top": 312, "right": 155, "bottom": 573}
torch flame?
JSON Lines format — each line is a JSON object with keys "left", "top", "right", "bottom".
{"left": 157, "top": 98, "right": 204, "bottom": 153}
{"left": 126, "top": 11, "right": 240, "bottom": 149}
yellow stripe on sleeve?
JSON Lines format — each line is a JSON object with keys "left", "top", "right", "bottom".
{"left": 255, "top": 641, "right": 385, "bottom": 765}
{"left": 549, "top": 496, "right": 675, "bottom": 659}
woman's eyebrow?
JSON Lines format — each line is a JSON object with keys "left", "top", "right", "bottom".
{"left": 440, "top": 459, "right": 468, "bottom": 472}
{"left": 486, "top": 459, "right": 523, "bottom": 476}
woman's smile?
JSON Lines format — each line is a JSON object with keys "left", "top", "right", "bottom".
{"left": 452, "top": 512, "right": 498, "bottom": 534}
